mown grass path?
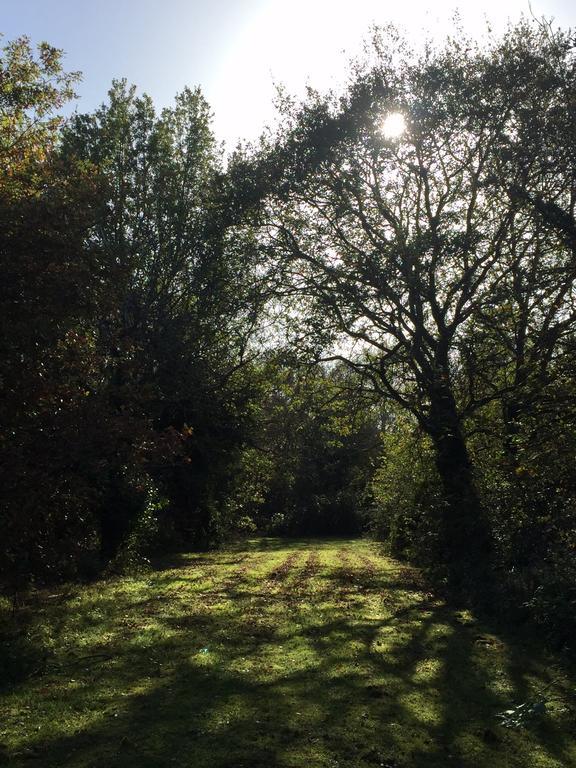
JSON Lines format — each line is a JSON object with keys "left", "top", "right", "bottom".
{"left": 1, "top": 539, "right": 575, "bottom": 767}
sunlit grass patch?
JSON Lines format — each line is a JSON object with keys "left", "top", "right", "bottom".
{"left": 1, "top": 538, "right": 575, "bottom": 768}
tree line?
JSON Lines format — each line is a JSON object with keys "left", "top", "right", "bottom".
{"left": 1, "top": 21, "right": 575, "bottom": 644}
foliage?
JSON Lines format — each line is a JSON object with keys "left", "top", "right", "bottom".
{"left": 0, "top": 47, "right": 264, "bottom": 582}
{"left": 0, "top": 35, "right": 79, "bottom": 192}
{"left": 61, "top": 81, "right": 267, "bottom": 553}
{"left": 106, "top": 474, "right": 169, "bottom": 574}
{"left": 496, "top": 679, "right": 562, "bottom": 730}
{"left": 244, "top": 20, "right": 576, "bottom": 601}
{"left": 370, "top": 417, "right": 443, "bottom": 565}
{"left": 0, "top": 37, "right": 110, "bottom": 582}
{"left": 252, "top": 362, "right": 382, "bottom": 535}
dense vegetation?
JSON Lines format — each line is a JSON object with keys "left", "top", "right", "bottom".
{"left": 1, "top": 19, "right": 576, "bottom": 651}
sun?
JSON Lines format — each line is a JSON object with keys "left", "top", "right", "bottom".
{"left": 381, "top": 112, "right": 406, "bottom": 139}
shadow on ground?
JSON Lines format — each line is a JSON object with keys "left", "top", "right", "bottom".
{"left": 1, "top": 539, "right": 574, "bottom": 768}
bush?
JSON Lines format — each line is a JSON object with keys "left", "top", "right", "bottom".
{"left": 370, "top": 426, "right": 443, "bottom": 567}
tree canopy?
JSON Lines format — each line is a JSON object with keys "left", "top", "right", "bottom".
{"left": 245, "top": 21, "right": 576, "bottom": 597}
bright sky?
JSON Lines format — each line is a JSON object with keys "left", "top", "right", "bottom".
{"left": 3, "top": 1, "right": 575, "bottom": 149}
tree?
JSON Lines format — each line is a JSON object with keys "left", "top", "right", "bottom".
{"left": 253, "top": 360, "right": 382, "bottom": 535}
{"left": 62, "top": 81, "right": 265, "bottom": 550}
{"left": 252, "top": 22, "right": 576, "bottom": 596}
{"left": 0, "top": 35, "right": 79, "bottom": 181}
{"left": 0, "top": 37, "right": 112, "bottom": 580}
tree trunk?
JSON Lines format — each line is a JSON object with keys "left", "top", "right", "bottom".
{"left": 99, "top": 475, "right": 132, "bottom": 563}
{"left": 427, "top": 384, "right": 492, "bottom": 601}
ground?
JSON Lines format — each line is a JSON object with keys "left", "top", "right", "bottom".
{"left": 1, "top": 538, "right": 575, "bottom": 767}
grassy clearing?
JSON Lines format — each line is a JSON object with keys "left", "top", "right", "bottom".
{"left": 1, "top": 538, "right": 575, "bottom": 768}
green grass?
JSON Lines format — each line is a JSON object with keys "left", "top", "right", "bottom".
{"left": 1, "top": 538, "right": 575, "bottom": 767}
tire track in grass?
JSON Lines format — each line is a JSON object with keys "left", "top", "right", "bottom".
{"left": 332, "top": 547, "right": 364, "bottom": 595}
{"left": 300, "top": 545, "right": 383, "bottom": 693}
{"left": 332, "top": 549, "right": 390, "bottom": 596}
{"left": 264, "top": 551, "right": 308, "bottom": 614}
{"left": 358, "top": 554, "right": 377, "bottom": 576}
{"left": 216, "top": 552, "right": 264, "bottom": 592}
{"left": 167, "top": 551, "right": 274, "bottom": 651}
{"left": 325, "top": 546, "right": 394, "bottom": 655}
{"left": 300, "top": 550, "right": 321, "bottom": 581}
{"left": 266, "top": 551, "right": 300, "bottom": 582}
{"left": 192, "top": 552, "right": 270, "bottom": 609}
{"left": 281, "top": 549, "right": 324, "bottom": 616}
{"left": 233, "top": 549, "right": 304, "bottom": 652}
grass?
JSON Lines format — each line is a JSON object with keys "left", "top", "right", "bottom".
{"left": 1, "top": 537, "right": 575, "bottom": 767}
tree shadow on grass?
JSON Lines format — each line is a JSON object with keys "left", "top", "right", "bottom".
{"left": 4, "top": 543, "right": 575, "bottom": 768}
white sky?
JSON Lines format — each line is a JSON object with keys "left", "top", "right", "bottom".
{"left": 4, "top": 0, "right": 575, "bottom": 149}
{"left": 209, "top": 0, "right": 575, "bottom": 147}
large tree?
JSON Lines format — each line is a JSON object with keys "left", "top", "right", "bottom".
{"left": 62, "top": 82, "right": 264, "bottom": 549}
{"left": 0, "top": 37, "right": 115, "bottom": 580}
{"left": 251, "top": 22, "right": 576, "bottom": 595}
